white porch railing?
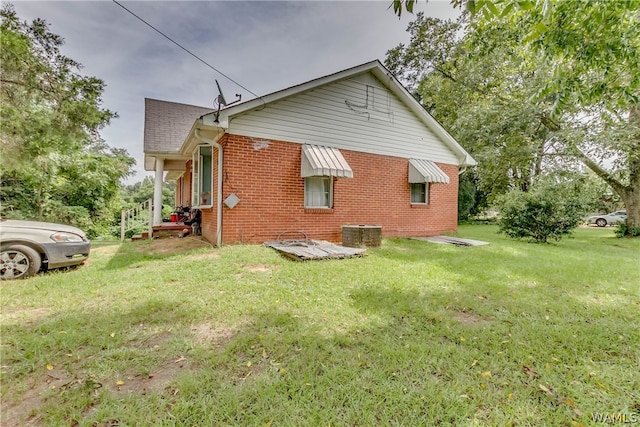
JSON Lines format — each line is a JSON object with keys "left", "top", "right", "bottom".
{"left": 120, "top": 198, "right": 153, "bottom": 241}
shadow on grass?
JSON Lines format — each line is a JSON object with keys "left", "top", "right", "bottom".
{"left": 374, "top": 235, "right": 637, "bottom": 291}
{"left": 3, "top": 280, "right": 638, "bottom": 426}
{"left": 3, "top": 229, "right": 638, "bottom": 425}
{"left": 162, "top": 293, "right": 638, "bottom": 424}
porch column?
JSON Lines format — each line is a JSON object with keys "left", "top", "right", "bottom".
{"left": 153, "top": 158, "right": 164, "bottom": 226}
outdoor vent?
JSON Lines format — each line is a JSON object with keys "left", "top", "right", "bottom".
{"left": 224, "top": 193, "right": 240, "bottom": 209}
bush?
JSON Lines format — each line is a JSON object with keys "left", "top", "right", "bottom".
{"left": 497, "top": 181, "right": 586, "bottom": 243}
{"left": 43, "top": 202, "right": 93, "bottom": 230}
{"left": 615, "top": 222, "right": 640, "bottom": 238}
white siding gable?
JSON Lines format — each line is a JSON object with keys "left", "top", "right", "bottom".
{"left": 227, "top": 71, "right": 460, "bottom": 165}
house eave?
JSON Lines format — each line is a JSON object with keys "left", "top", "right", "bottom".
{"left": 179, "top": 119, "right": 225, "bottom": 156}
{"left": 144, "top": 152, "right": 191, "bottom": 172}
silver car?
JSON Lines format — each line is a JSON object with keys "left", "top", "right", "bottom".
{"left": 0, "top": 219, "right": 91, "bottom": 280}
{"left": 586, "top": 210, "right": 627, "bottom": 227}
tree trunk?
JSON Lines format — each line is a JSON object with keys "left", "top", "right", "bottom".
{"left": 578, "top": 153, "right": 639, "bottom": 235}
{"left": 622, "top": 103, "right": 640, "bottom": 233}
{"left": 574, "top": 102, "right": 640, "bottom": 235}
{"left": 621, "top": 190, "right": 640, "bottom": 233}
{"left": 621, "top": 153, "right": 640, "bottom": 233}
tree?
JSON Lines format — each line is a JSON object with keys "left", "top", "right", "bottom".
{"left": 473, "top": 0, "right": 640, "bottom": 234}
{"left": 386, "top": 14, "right": 560, "bottom": 203}
{"left": 388, "top": 1, "right": 640, "bottom": 234}
{"left": 122, "top": 176, "right": 175, "bottom": 210}
{"left": 0, "top": 5, "right": 134, "bottom": 236}
{"left": 458, "top": 172, "right": 482, "bottom": 221}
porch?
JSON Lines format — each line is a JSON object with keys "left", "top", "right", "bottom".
{"left": 122, "top": 199, "right": 202, "bottom": 241}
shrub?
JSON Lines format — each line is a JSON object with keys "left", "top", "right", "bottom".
{"left": 497, "top": 181, "right": 586, "bottom": 243}
{"left": 615, "top": 222, "right": 640, "bottom": 238}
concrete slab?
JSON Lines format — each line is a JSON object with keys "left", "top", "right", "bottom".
{"left": 411, "top": 236, "right": 489, "bottom": 247}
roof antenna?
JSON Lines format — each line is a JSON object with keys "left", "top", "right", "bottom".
{"left": 214, "top": 79, "right": 241, "bottom": 122}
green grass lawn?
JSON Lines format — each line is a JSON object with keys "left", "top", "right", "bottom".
{"left": 1, "top": 225, "right": 639, "bottom": 426}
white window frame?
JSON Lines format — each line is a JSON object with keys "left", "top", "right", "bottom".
{"left": 192, "top": 145, "right": 213, "bottom": 208}
{"left": 410, "top": 182, "right": 429, "bottom": 204}
{"left": 304, "top": 176, "right": 333, "bottom": 208}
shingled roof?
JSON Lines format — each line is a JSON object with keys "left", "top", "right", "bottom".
{"left": 144, "top": 98, "right": 212, "bottom": 154}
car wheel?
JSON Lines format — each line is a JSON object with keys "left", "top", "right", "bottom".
{"left": 0, "top": 245, "right": 42, "bottom": 280}
{"left": 595, "top": 218, "right": 607, "bottom": 227}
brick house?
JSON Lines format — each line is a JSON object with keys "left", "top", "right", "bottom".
{"left": 143, "top": 60, "right": 475, "bottom": 246}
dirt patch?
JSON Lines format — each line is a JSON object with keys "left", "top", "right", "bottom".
{"left": 450, "top": 310, "right": 490, "bottom": 326}
{"left": 185, "top": 251, "right": 220, "bottom": 261}
{"left": 191, "top": 320, "right": 248, "bottom": 348}
{"left": 109, "top": 356, "right": 191, "bottom": 396}
{"left": 244, "top": 264, "right": 274, "bottom": 273}
{"left": 1, "top": 367, "right": 79, "bottom": 427}
{"left": 138, "top": 331, "right": 174, "bottom": 349}
{"left": 132, "top": 237, "right": 213, "bottom": 256}
{"left": 588, "top": 296, "right": 604, "bottom": 305}
{"left": 1, "top": 357, "right": 195, "bottom": 426}
{"left": 0, "top": 306, "right": 51, "bottom": 326}
{"left": 91, "top": 245, "right": 120, "bottom": 254}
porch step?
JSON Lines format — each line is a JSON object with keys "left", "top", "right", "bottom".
{"left": 131, "top": 231, "right": 152, "bottom": 241}
{"left": 152, "top": 225, "right": 192, "bottom": 239}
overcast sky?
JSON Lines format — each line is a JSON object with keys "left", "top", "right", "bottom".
{"left": 10, "top": 1, "right": 460, "bottom": 184}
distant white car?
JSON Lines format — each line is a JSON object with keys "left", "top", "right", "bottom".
{"left": 586, "top": 210, "right": 627, "bottom": 227}
{"left": 0, "top": 219, "right": 90, "bottom": 280}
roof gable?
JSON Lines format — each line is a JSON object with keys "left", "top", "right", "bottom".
{"left": 144, "top": 98, "right": 212, "bottom": 154}
{"left": 201, "top": 60, "right": 475, "bottom": 166}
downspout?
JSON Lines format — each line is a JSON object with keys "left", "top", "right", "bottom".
{"left": 194, "top": 127, "right": 223, "bottom": 247}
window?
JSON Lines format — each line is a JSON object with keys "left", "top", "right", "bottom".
{"left": 192, "top": 145, "right": 213, "bottom": 207}
{"left": 305, "top": 176, "right": 333, "bottom": 208}
{"left": 411, "top": 182, "right": 428, "bottom": 204}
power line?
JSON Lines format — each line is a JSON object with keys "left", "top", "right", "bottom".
{"left": 112, "top": 0, "right": 262, "bottom": 100}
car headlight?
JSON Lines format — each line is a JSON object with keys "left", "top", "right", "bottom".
{"left": 50, "top": 232, "right": 85, "bottom": 243}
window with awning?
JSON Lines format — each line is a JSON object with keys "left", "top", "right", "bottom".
{"left": 301, "top": 144, "right": 353, "bottom": 178}
{"left": 301, "top": 144, "right": 352, "bottom": 209}
{"left": 408, "top": 159, "right": 449, "bottom": 184}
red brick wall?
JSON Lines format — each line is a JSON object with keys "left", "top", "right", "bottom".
{"left": 196, "top": 134, "right": 459, "bottom": 245}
